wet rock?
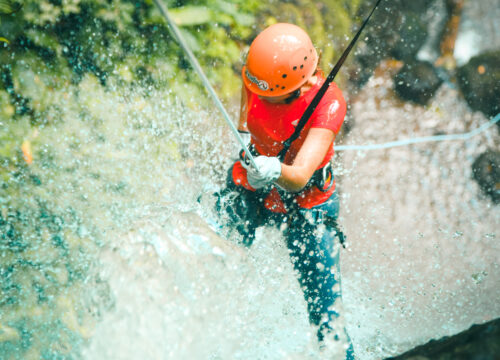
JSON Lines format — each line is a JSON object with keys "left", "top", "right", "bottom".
{"left": 394, "top": 60, "right": 443, "bottom": 105}
{"left": 353, "top": 0, "right": 434, "bottom": 87}
{"left": 386, "top": 317, "right": 500, "bottom": 360}
{"left": 472, "top": 150, "right": 500, "bottom": 204}
{"left": 390, "top": 14, "right": 429, "bottom": 61}
{"left": 456, "top": 50, "right": 500, "bottom": 118}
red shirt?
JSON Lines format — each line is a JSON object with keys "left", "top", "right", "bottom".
{"left": 246, "top": 75, "right": 345, "bottom": 167}
{"left": 234, "top": 74, "right": 346, "bottom": 212}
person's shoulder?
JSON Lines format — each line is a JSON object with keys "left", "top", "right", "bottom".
{"left": 325, "top": 82, "right": 345, "bottom": 101}
{"left": 313, "top": 81, "right": 345, "bottom": 111}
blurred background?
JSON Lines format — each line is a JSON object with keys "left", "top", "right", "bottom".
{"left": 0, "top": 0, "right": 499, "bottom": 359}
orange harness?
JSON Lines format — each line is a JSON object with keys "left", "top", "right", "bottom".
{"left": 232, "top": 156, "right": 335, "bottom": 213}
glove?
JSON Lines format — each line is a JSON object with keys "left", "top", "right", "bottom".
{"left": 241, "top": 155, "right": 282, "bottom": 189}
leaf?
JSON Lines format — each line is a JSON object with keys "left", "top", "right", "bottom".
{"left": 0, "top": 0, "right": 22, "bottom": 15}
{"left": 25, "top": 30, "right": 60, "bottom": 54}
{"left": 214, "top": 0, "right": 255, "bottom": 26}
{"left": 179, "top": 28, "right": 200, "bottom": 52}
{"left": 232, "top": 12, "right": 255, "bottom": 27}
{"left": 0, "top": 1, "right": 13, "bottom": 13}
{"left": 0, "top": 37, "right": 9, "bottom": 44}
{"left": 169, "top": 6, "right": 213, "bottom": 26}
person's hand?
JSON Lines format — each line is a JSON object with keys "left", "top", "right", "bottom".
{"left": 241, "top": 156, "right": 282, "bottom": 189}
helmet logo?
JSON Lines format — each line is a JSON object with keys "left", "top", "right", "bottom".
{"left": 245, "top": 69, "right": 269, "bottom": 91}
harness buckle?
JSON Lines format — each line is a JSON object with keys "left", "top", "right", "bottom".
{"left": 310, "top": 161, "right": 334, "bottom": 192}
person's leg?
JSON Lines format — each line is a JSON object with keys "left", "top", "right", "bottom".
{"left": 213, "top": 164, "right": 265, "bottom": 246}
{"left": 285, "top": 193, "right": 354, "bottom": 358}
{"left": 285, "top": 217, "right": 341, "bottom": 337}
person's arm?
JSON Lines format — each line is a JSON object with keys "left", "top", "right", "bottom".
{"left": 276, "top": 128, "right": 335, "bottom": 192}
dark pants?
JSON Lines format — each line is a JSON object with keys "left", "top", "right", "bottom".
{"left": 216, "top": 169, "right": 353, "bottom": 357}
{"left": 284, "top": 194, "right": 341, "bottom": 331}
{"left": 268, "top": 195, "right": 353, "bottom": 358}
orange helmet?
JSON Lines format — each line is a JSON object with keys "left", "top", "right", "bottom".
{"left": 242, "top": 23, "right": 318, "bottom": 97}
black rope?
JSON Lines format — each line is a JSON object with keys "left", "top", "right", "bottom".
{"left": 278, "top": 0, "right": 384, "bottom": 161}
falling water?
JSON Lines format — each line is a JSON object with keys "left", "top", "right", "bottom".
{"left": 340, "top": 68, "right": 499, "bottom": 359}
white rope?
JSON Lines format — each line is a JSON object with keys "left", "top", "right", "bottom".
{"left": 152, "top": 0, "right": 258, "bottom": 169}
{"left": 336, "top": 113, "right": 500, "bottom": 151}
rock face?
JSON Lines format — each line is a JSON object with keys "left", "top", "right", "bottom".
{"left": 394, "top": 60, "right": 443, "bottom": 105}
{"left": 386, "top": 317, "right": 500, "bottom": 360}
{"left": 472, "top": 150, "right": 500, "bottom": 204}
{"left": 457, "top": 50, "right": 500, "bottom": 118}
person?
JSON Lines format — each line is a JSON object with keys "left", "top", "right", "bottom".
{"left": 215, "top": 23, "right": 354, "bottom": 358}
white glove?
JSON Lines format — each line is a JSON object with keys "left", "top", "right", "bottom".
{"left": 241, "top": 156, "right": 282, "bottom": 189}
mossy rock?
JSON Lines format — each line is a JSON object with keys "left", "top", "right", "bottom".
{"left": 457, "top": 50, "right": 500, "bottom": 119}
{"left": 0, "top": 200, "right": 105, "bottom": 357}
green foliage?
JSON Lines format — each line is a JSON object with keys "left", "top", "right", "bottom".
{"left": 0, "top": 0, "right": 22, "bottom": 44}
{"left": 0, "top": 0, "right": 262, "bottom": 112}
{"left": 0, "top": 0, "right": 22, "bottom": 15}
{"left": 262, "top": 0, "right": 366, "bottom": 86}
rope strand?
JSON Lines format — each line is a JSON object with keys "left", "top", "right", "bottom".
{"left": 335, "top": 113, "right": 500, "bottom": 151}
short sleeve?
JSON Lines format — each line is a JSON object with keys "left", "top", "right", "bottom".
{"left": 310, "top": 83, "right": 346, "bottom": 135}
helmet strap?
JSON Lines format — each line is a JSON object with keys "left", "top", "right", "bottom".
{"left": 284, "top": 89, "right": 302, "bottom": 104}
